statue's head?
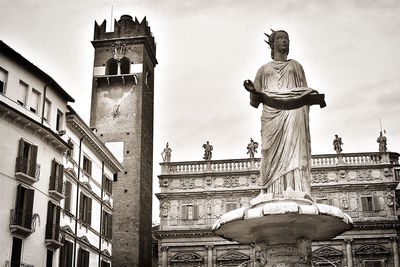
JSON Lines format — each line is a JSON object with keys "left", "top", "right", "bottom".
{"left": 265, "top": 29, "right": 289, "bottom": 60}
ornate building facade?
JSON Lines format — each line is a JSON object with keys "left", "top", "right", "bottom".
{"left": 156, "top": 152, "right": 400, "bottom": 267}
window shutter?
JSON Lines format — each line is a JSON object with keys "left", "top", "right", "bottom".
{"left": 18, "top": 139, "right": 25, "bottom": 157}
{"left": 59, "top": 241, "right": 66, "bottom": 267}
{"left": 31, "top": 145, "right": 38, "bottom": 164}
{"left": 77, "top": 249, "right": 82, "bottom": 267}
{"left": 46, "top": 201, "right": 53, "bottom": 239}
{"left": 58, "top": 163, "right": 64, "bottom": 180}
{"left": 88, "top": 160, "right": 92, "bottom": 176}
{"left": 25, "top": 188, "right": 35, "bottom": 214}
{"left": 87, "top": 197, "right": 92, "bottom": 225}
{"left": 65, "top": 181, "right": 72, "bottom": 212}
{"left": 102, "top": 175, "right": 106, "bottom": 190}
{"left": 16, "top": 184, "right": 24, "bottom": 210}
{"left": 193, "top": 205, "right": 198, "bottom": 219}
{"left": 182, "top": 205, "right": 188, "bottom": 220}
{"left": 66, "top": 241, "right": 73, "bottom": 267}
{"left": 109, "top": 214, "right": 113, "bottom": 238}
{"left": 79, "top": 192, "right": 84, "bottom": 220}
{"left": 55, "top": 206, "right": 61, "bottom": 237}
{"left": 50, "top": 160, "right": 56, "bottom": 189}
{"left": 361, "top": 197, "right": 368, "bottom": 211}
{"left": 373, "top": 196, "right": 380, "bottom": 211}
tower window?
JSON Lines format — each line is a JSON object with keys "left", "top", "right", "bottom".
{"left": 0, "top": 67, "right": 8, "bottom": 94}
{"left": 17, "top": 80, "right": 28, "bottom": 106}
{"left": 120, "top": 57, "right": 130, "bottom": 74}
{"left": 106, "top": 58, "right": 118, "bottom": 75}
{"left": 30, "top": 89, "right": 40, "bottom": 113}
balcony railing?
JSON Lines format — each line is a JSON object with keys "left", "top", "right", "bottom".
{"left": 15, "top": 157, "right": 40, "bottom": 183}
{"left": 9, "top": 209, "right": 37, "bottom": 236}
{"left": 161, "top": 152, "right": 399, "bottom": 175}
{"left": 49, "top": 176, "right": 65, "bottom": 201}
{"left": 45, "top": 224, "right": 62, "bottom": 249}
{"left": 4, "top": 260, "right": 34, "bottom": 267}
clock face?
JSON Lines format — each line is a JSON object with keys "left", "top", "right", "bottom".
{"left": 112, "top": 104, "right": 121, "bottom": 119}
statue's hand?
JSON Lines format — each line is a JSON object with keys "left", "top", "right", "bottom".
{"left": 243, "top": 80, "right": 256, "bottom": 92}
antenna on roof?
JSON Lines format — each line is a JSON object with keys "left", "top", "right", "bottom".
{"left": 110, "top": 0, "right": 114, "bottom": 31}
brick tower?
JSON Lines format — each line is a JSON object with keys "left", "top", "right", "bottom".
{"left": 89, "top": 14, "right": 157, "bottom": 266}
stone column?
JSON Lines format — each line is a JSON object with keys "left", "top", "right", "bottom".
{"left": 206, "top": 245, "right": 214, "bottom": 267}
{"left": 161, "top": 246, "right": 168, "bottom": 267}
{"left": 391, "top": 236, "right": 399, "bottom": 267}
{"left": 344, "top": 238, "right": 353, "bottom": 267}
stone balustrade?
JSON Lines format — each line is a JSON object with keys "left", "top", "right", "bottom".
{"left": 160, "top": 152, "right": 399, "bottom": 175}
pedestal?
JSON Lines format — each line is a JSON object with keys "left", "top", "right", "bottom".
{"left": 213, "top": 194, "right": 352, "bottom": 266}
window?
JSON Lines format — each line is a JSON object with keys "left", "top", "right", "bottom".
{"left": 225, "top": 202, "right": 238, "bottom": 212}
{"left": 77, "top": 248, "right": 90, "bottom": 267}
{"left": 365, "top": 261, "right": 383, "bottom": 267}
{"left": 49, "top": 159, "right": 64, "bottom": 194}
{"left": 17, "top": 80, "right": 28, "bottom": 106}
{"left": 30, "top": 89, "right": 40, "bottom": 113}
{"left": 361, "top": 196, "right": 380, "bottom": 212}
{"left": 120, "top": 57, "right": 130, "bottom": 74}
{"left": 102, "top": 211, "right": 112, "bottom": 239}
{"left": 316, "top": 198, "right": 333, "bottom": 205}
{"left": 101, "top": 260, "right": 110, "bottom": 267}
{"left": 103, "top": 175, "right": 112, "bottom": 195}
{"left": 56, "top": 109, "right": 63, "bottom": 131}
{"left": 11, "top": 237, "right": 22, "bottom": 267}
{"left": 59, "top": 239, "right": 73, "bottom": 267}
{"left": 0, "top": 67, "right": 8, "bottom": 94}
{"left": 67, "top": 138, "right": 74, "bottom": 158}
{"left": 13, "top": 184, "right": 35, "bottom": 229}
{"left": 16, "top": 139, "right": 39, "bottom": 178}
{"left": 45, "top": 201, "right": 61, "bottom": 241}
{"left": 79, "top": 192, "right": 92, "bottom": 225}
{"left": 182, "top": 205, "right": 198, "bottom": 220}
{"left": 106, "top": 58, "right": 118, "bottom": 75}
{"left": 64, "top": 181, "right": 72, "bottom": 212}
{"left": 44, "top": 98, "right": 51, "bottom": 122}
{"left": 82, "top": 156, "right": 92, "bottom": 176}
{"left": 46, "top": 250, "right": 53, "bottom": 267}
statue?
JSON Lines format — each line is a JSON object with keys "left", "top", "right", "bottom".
{"left": 333, "top": 135, "right": 343, "bottom": 154}
{"left": 202, "top": 141, "right": 213, "bottom": 160}
{"left": 243, "top": 29, "right": 325, "bottom": 196}
{"left": 377, "top": 131, "right": 387, "bottom": 152}
{"left": 161, "top": 142, "right": 172, "bottom": 162}
{"left": 247, "top": 138, "right": 259, "bottom": 158}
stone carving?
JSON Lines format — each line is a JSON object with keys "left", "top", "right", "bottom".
{"left": 243, "top": 29, "right": 325, "bottom": 196}
{"left": 355, "top": 244, "right": 389, "bottom": 257}
{"left": 250, "top": 174, "right": 257, "bottom": 184}
{"left": 205, "top": 176, "right": 212, "bottom": 185}
{"left": 383, "top": 167, "right": 391, "bottom": 177}
{"left": 339, "top": 170, "right": 346, "bottom": 179}
{"left": 312, "top": 171, "right": 328, "bottom": 183}
{"left": 161, "top": 201, "right": 168, "bottom": 217}
{"left": 112, "top": 41, "right": 127, "bottom": 60}
{"left": 333, "top": 134, "right": 343, "bottom": 154}
{"left": 171, "top": 252, "right": 203, "bottom": 262}
{"left": 161, "top": 142, "right": 172, "bottom": 162}
{"left": 160, "top": 178, "right": 169, "bottom": 187}
{"left": 180, "top": 178, "right": 195, "bottom": 189}
{"left": 223, "top": 176, "right": 240, "bottom": 188}
{"left": 202, "top": 141, "right": 213, "bottom": 160}
{"left": 246, "top": 138, "right": 259, "bottom": 158}
{"left": 384, "top": 191, "right": 394, "bottom": 207}
{"left": 377, "top": 131, "right": 387, "bottom": 152}
{"left": 216, "top": 249, "right": 250, "bottom": 261}
{"left": 356, "top": 170, "right": 372, "bottom": 181}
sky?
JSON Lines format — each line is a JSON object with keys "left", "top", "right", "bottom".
{"left": 1, "top": 0, "right": 400, "bottom": 222}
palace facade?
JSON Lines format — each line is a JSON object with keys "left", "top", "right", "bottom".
{"left": 156, "top": 152, "right": 400, "bottom": 267}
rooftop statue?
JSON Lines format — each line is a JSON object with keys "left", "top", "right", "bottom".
{"left": 333, "top": 134, "right": 343, "bottom": 154}
{"left": 377, "top": 131, "right": 387, "bottom": 152}
{"left": 202, "top": 141, "right": 213, "bottom": 160}
{"left": 161, "top": 142, "right": 172, "bottom": 162}
{"left": 243, "top": 29, "right": 325, "bottom": 196}
{"left": 247, "top": 138, "right": 259, "bottom": 158}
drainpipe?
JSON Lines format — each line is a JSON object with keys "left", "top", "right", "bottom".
{"left": 98, "top": 161, "right": 105, "bottom": 266}
{"left": 73, "top": 136, "right": 84, "bottom": 267}
{"left": 41, "top": 84, "right": 47, "bottom": 124}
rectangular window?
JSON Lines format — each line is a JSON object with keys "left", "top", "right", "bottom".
{"left": 225, "top": 202, "right": 238, "bottom": 212}
{"left": 67, "top": 138, "right": 74, "bottom": 158}
{"left": 64, "top": 181, "right": 72, "bottom": 212}
{"left": 0, "top": 67, "right": 8, "bottom": 94}
{"left": 103, "top": 175, "right": 113, "bottom": 195}
{"left": 14, "top": 184, "right": 35, "bottom": 229}
{"left": 45, "top": 201, "right": 61, "bottom": 241}
{"left": 79, "top": 192, "right": 92, "bottom": 225}
{"left": 181, "top": 205, "right": 198, "bottom": 220}
{"left": 361, "top": 196, "right": 380, "bottom": 212}
{"left": 30, "top": 89, "right": 40, "bottom": 113}
{"left": 49, "top": 159, "right": 64, "bottom": 194}
{"left": 82, "top": 156, "right": 92, "bottom": 176}
{"left": 56, "top": 109, "right": 63, "bottom": 131}
{"left": 59, "top": 239, "right": 73, "bottom": 267}
{"left": 44, "top": 98, "right": 51, "bottom": 122}
{"left": 315, "top": 198, "right": 333, "bottom": 205}
{"left": 16, "top": 139, "right": 39, "bottom": 178}
{"left": 17, "top": 80, "right": 28, "bottom": 106}
{"left": 365, "top": 261, "right": 382, "bottom": 267}
{"left": 46, "top": 250, "right": 53, "bottom": 267}
{"left": 101, "top": 260, "right": 110, "bottom": 267}
{"left": 77, "top": 248, "right": 90, "bottom": 267}
{"left": 102, "top": 211, "right": 113, "bottom": 239}
{"left": 11, "top": 237, "right": 22, "bottom": 267}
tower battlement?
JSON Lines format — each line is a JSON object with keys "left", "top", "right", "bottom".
{"left": 94, "top": 14, "right": 156, "bottom": 56}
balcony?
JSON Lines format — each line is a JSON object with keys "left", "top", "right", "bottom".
{"left": 4, "top": 260, "right": 34, "bottom": 267}
{"left": 49, "top": 176, "right": 65, "bottom": 202}
{"left": 45, "top": 224, "right": 62, "bottom": 249}
{"left": 9, "top": 209, "right": 37, "bottom": 237}
{"left": 15, "top": 157, "right": 40, "bottom": 184}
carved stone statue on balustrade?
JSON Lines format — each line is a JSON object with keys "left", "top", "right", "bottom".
{"left": 333, "top": 135, "right": 343, "bottom": 154}
{"left": 243, "top": 29, "right": 325, "bottom": 197}
{"left": 202, "top": 141, "right": 213, "bottom": 160}
{"left": 377, "top": 131, "right": 387, "bottom": 152}
{"left": 247, "top": 138, "right": 258, "bottom": 158}
{"left": 161, "top": 142, "right": 172, "bottom": 162}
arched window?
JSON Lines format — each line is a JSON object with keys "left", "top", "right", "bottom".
{"left": 106, "top": 58, "right": 118, "bottom": 75}
{"left": 120, "top": 57, "right": 130, "bottom": 74}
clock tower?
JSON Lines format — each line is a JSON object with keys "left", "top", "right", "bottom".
{"left": 90, "top": 14, "right": 157, "bottom": 266}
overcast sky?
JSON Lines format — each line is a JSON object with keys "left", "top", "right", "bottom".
{"left": 1, "top": 0, "right": 400, "bottom": 222}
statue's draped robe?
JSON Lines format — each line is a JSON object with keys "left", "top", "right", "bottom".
{"left": 254, "top": 59, "right": 312, "bottom": 194}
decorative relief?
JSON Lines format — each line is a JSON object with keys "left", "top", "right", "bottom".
{"left": 348, "top": 171, "right": 357, "bottom": 180}
{"left": 160, "top": 178, "right": 169, "bottom": 187}
{"left": 170, "top": 252, "right": 204, "bottom": 263}
{"left": 339, "top": 169, "right": 346, "bottom": 179}
{"left": 171, "top": 179, "right": 180, "bottom": 189}
{"left": 327, "top": 172, "right": 338, "bottom": 181}
{"left": 216, "top": 249, "right": 249, "bottom": 262}
{"left": 214, "top": 177, "right": 224, "bottom": 187}
{"left": 205, "top": 176, "right": 212, "bottom": 186}
{"left": 349, "top": 198, "right": 358, "bottom": 211}
{"left": 180, "top": 178, "right": 195, "bottom": 189}
{"left": 250, "top": 174, "right": 258, "bottom": 184}
{"left": 371, "top": 169, "right": 381, "bottom": 179}
{"left": 312, "top": 171, "right": 328, "bottom": 183}
{"left": 223, "top": 176, "right": 239, "bottom": 188}
{"left": 356, "top": 170, "right": 372, "bottom": 181}
{"left": 161, "top": 201, "right": 169, "bottom": 217}
{"left": 239, "top": 176, "right": 249, "bottom": 186}
{"left": 355, "top": 244, "right": 389, "bottom": 257}
{"left": 112, "top": 41, "right": 127, "bottom": 60}
{"left": 383, "top": 168, "right": 392, "bottom": 177}
{"left": 384, "top": 191, "right": 394, "bottom": 207}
